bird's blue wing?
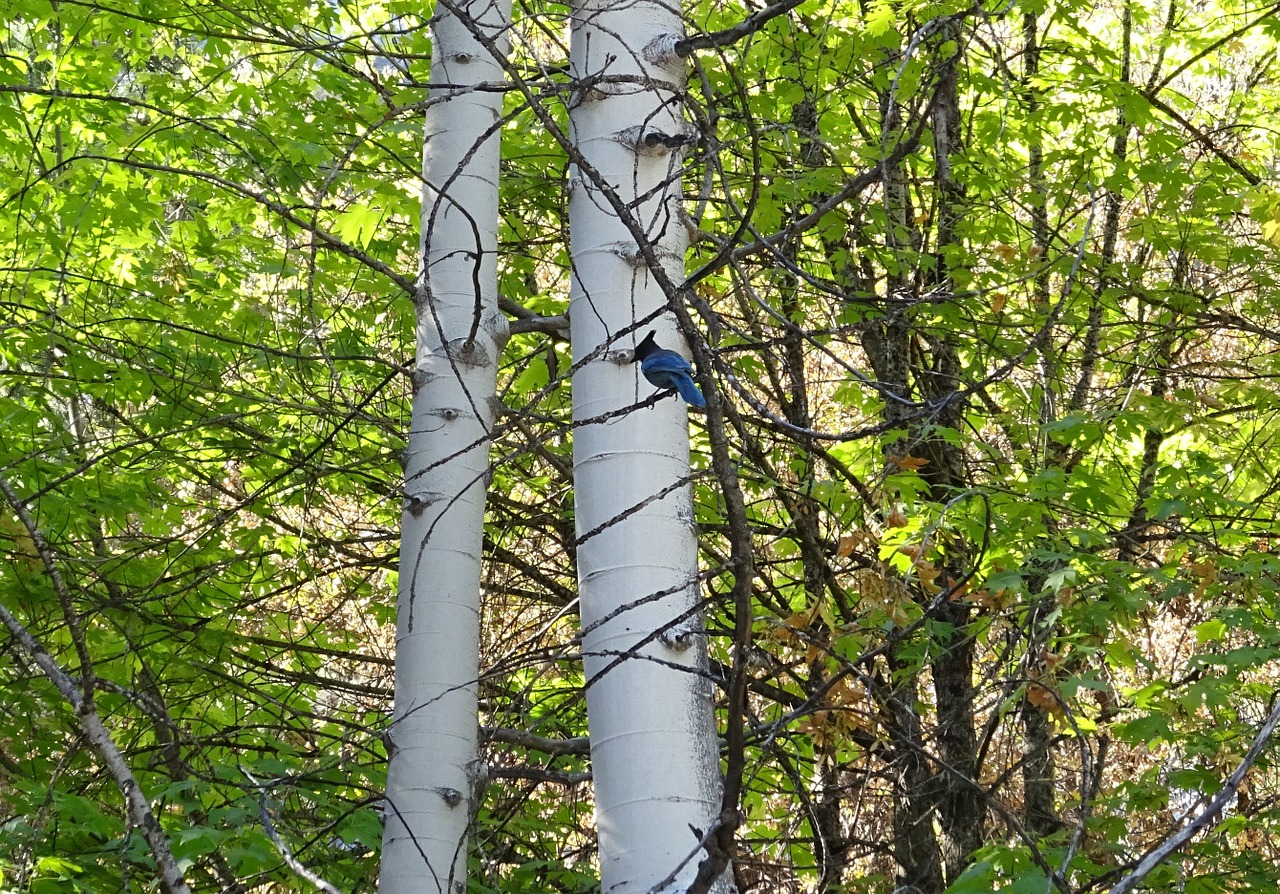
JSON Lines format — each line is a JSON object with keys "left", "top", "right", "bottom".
{"left": 642, "top": 351, "right": 706, "bottom": 407}
{"left": 642, "top": 351, "right": 694, "bottom": 376}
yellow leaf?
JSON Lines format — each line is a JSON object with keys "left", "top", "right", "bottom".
{"left": 914, "top": 559, "right": 941, "bottom": 594}
{"left": 1263, "top": 219, "right": 1280, "bottom": 248}
{"left": 1027, "top": 681, "right": 1062, "bottom": 717}
{"left": 888, "top": 454, "right": 930, "bottom": 472}
{"left": 0, "top": 516, "right": 39, "bottom": 571}
{"left": 889, "top": 601, "right": 912, "bottom": 627}
{"left": 993, "top": 243, "right": 1018, "bottom": 262}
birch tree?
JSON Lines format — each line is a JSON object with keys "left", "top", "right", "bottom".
{"left": 567, "top": 2, "right": 734, "bottom": 891}
{"left": 379, "top": 0, "right": 510, "bottom": 890}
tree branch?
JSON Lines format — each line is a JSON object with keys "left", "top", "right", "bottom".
{"left": 675, "top": 0, "right": 808, "bottom": 57}
{"left": 1108, "top": 692, "right": 1280, "bottom": 894}
{"left": 0, "top": 478, "right": 192, "bottom": 894}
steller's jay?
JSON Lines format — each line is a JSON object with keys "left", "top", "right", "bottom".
{"left": 634, "top": 330, "right": 706, "bottom": 408}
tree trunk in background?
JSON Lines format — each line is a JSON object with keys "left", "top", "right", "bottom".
{"left": 379, "top": 1, "right": 510, "bottom": 890}
{"left": 924, "top": 25, "right": 983, "bottom": 886}
{"left": 567, "top": 2, "right": 733, "bottom": 891}
{"left": 859, "top": 70, "right": 945, "bottom": 894}
{"left": 856, "top": 20, "right": 982, "bottom": 891}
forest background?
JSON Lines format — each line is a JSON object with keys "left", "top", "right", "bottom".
{"left": 3, "top": 0, "right": 1280, "bottom": 891}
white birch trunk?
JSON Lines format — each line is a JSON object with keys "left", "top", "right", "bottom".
{"left": 379, "top": 1, "right": 509, "bottom": 891}
{"left": 568, "top": 5, "right": 734, "bottom": 893}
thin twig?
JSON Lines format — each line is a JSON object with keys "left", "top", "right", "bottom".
{"left": 244, "top": 769, "right": 344, "bottom": 894}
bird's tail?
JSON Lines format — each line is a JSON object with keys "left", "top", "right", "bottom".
{"left": 677, "top": 378, "right": 707, "bottom": 408}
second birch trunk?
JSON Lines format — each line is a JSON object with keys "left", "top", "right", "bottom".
{"left": 567, "top": 3, "right": 733, "bottom": 892}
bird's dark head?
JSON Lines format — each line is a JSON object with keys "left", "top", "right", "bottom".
{"left": 634, "top": 330, "right": 660, "bottom": 362}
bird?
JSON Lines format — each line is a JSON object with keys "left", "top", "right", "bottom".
{"left": 634, "top": 330, "right": 706, "bottom": 408}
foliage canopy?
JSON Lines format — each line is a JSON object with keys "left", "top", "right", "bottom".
{"left": 2, "top": 0, "right": 1280, "bottom": 890}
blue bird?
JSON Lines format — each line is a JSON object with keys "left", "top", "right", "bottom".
{"left": 635, "top": 330, "right": 706, "bottom": 408}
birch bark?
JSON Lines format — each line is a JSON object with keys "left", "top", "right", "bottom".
{"left": 379, "top": 1, "right": 510, "bottom": 890}
{"left": 568, "top": 4, "right": 734, "bottom": 892}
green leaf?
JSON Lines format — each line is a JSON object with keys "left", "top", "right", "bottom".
{"left": 333, "top": 203, "right": 385, "bottom": 248}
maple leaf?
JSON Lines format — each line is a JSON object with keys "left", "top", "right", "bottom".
{"left": 838, "top": 531, "right": 875, "bottom": 557}
{"left": 914, "top": 559, "right": 942, "bottom": 594}
{"left": 888, "top": 454, "right": 930, "bottom": 472}
{"left": 1027, "top": 682, "right": 1066, "bottom": 719}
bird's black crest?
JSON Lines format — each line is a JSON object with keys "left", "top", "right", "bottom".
{"left": 634, "top": 330, "right": 660, "bottom": 361}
